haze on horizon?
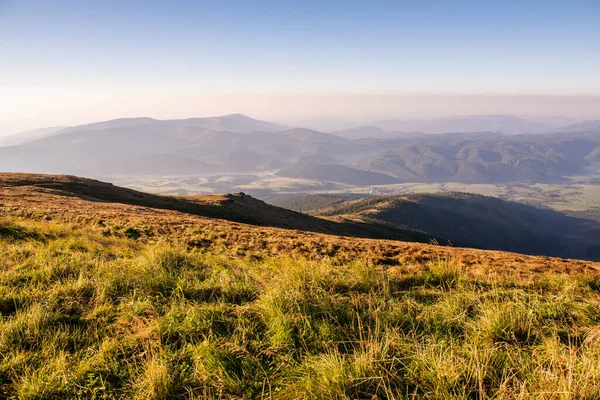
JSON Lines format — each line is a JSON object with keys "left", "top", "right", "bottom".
{"left": 1, "top": 0, "right": 599, "bottom": 135}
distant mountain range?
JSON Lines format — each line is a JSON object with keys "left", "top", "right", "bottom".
{"left": 0, "top": 115, "right": 398, "bottom": 176}
{"left": 289, "top": 114, "right": 583, "bottom": 135}
{"left": 0, "top": 126, "right": 67, "bottom": 146}
{"left": 554, "top": 120, "right": 600, "bottom": 133}
{"left": 354, "top": 131, "right": 600, "bottom": 183}
{"left": 367, "top": 115, "right": 553, "bottom": 135}
{"left": 1, "top": 114, "right": 599, "bottom": 186}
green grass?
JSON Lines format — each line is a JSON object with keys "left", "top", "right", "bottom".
{"left": 1, "top": 218, "right": 600, "bottom": 399}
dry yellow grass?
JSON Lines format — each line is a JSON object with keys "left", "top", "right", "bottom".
{"left": 1, "top": 173, "right": 598, "bottom": 280}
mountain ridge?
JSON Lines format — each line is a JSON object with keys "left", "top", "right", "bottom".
{"left": 0, "top": 173, "right": 433, "bottom": 243}
{"left": 2, "top": 114, "right": 600, "bottom": 187}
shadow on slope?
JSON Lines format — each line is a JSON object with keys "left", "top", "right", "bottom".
{"left": 0, "top": 173, "right": 433, "bottom": 243}
{"left": 314, "top": 192, "right": 600, "bottom": 261}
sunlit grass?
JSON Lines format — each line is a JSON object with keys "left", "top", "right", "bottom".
{"left": 1, "top": 218, "right": 599, "bottom": 398}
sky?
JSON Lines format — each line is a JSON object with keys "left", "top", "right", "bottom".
{"left": 0, "top": 0, "right": 599, "bottom": 134}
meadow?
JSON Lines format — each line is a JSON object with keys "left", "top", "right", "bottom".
{"left": 1, "top": 218, "right": 600, "bottom": 399}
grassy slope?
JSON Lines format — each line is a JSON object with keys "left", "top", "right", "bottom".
{"left": 2, "top": 173, "right": 600, "bottom": 398}
{"left": 0, "top": 173, "right": 431, "bottom": 244}
{"left": 1, "top": 218, "right": 600, "bottom": 399}
{"left": 3, "top": 174, "right": 597, "bottom": 273}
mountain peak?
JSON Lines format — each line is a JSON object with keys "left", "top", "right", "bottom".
{"left": 217, "top": 113, "right": 255, "bottom": 120}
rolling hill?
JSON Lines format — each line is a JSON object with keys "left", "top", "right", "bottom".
{"left": 0, "top": 115, "right": 291, "bottom": 173}
{"left": 5, "top": 172, "right": 600, "bottom": 261}
{"left": 309, "top": 192, "right": 600, "bottom": 260}
{"left": 2, "top": 173, "right": 597, "bottom": 269}
{"left": 0, "top": 117, "right": 376, "bottom": 177}
{"left": 0, "top": 173, "right": 434, "bottom": 243}
{"left": 50, "top": 114, "right": 286, "bottom": 137}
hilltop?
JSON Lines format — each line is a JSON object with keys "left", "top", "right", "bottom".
{"left": 0, "top": 173, "right": 433, "bottom": 243}
{"left": 2, "top": 173, "right": 598, "bottom": 272}
{"left": 4, "top": 173, "right": 600, "bottom": 261}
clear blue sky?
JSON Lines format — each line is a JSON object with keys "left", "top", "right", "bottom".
{"left": 0, "top": 0, "right": 599, "bottom": 132}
